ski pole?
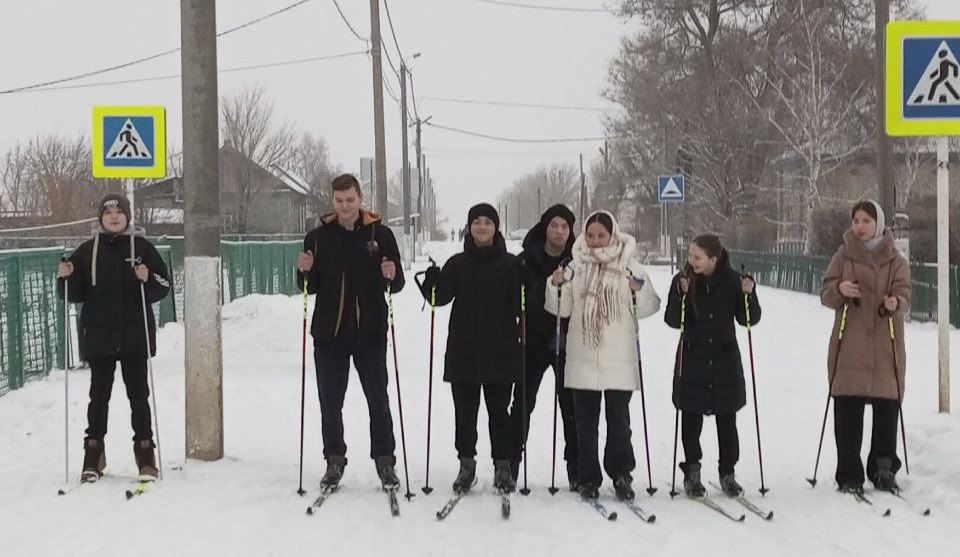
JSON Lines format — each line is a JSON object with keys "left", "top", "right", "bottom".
{"left": 133, "top": 241, "right": 164, "bottom": 481}
{"left": 548, "top": 258, "right": 573, "bottom": 496}
{"left": 62, "top": 256, "right": 70, "bottom": 488}
{"left": 807, "top": 302, "right": 848, "bottom": 488}
{"left": 740, "top": 266, "right": 768, "bottom": 496}
{"left": 669, "top": 293, "right": 686, "bottom": 499}
{"left": 298, "top": 277, "right": 308, "bottom": 496}
{"left": 414, "top": 258, "right": 437, "bottom": 495}
{"left": 887, "top": 314, "right": 910, "bottom": 475}
{"left": 519, "top": 280, "right": 530, "bottom": 496}
{"left": 629, "top": 274, "right": 657, "bottom": 496}
{"left": 386, "top": 285, "right": 415, "bottom": 500}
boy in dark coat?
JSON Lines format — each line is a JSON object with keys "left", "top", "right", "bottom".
{"left": 57, "top": 194, "right": 171, "bottom": 482}
{"left": 665, "top": 234, "right": 760, "bottom": 497}
{"left": 418, "top": 203, "right": 521, "bottom": 494}
{"left": 296, "top": 174, "right": 404, "bottom": 490}
{"left": 509, "top": 204, "right": 579, "bottom": 490}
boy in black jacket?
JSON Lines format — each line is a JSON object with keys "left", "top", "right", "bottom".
{"left": 57, "top": 194, "right": 171, "bottom": 483}
{"left": 296, "top": 174, "right": 405, "bottom": 490}
{"left": 509, "top": 204, "right": 579, "bottom": 490}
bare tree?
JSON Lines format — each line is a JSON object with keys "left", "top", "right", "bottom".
{"left": 288, "top": 132, "right": 339, "bottom": 223}
{"left": 1, "top": 143, "right": 35, "bottom": 214}
{"left": 28, "top": 134, "right": 93, "bottom": 222}
{"left": 756, "top": 1, "right": 874, "bottom": 252}
{"left": 220, "top": 84, "right": 296, "bottom": 233}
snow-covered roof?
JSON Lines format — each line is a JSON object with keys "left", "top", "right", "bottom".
{"left": 270, "top": 165, "right": 311, "bottom": 196}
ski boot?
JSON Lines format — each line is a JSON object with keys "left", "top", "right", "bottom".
{"left": 320, "top": 455, "right": 347, "bottom": 490}
{"left": 493, "top": 459, "right": 516, "bottom": 493}
{"left": 681, "top": 462, "right": 706, "bottom": 498}
{"left": 872, "top": 458, "right": 901, "bottom": 494}
{"left": 613, "top": 475, "right": 635, "bottom": 501}
{"left": 81, "top": 438, "right": 106, "bottom": 483}
{"left": 567, "top": 461, "right": 580, "bottom": 493}
{"left": 375, "top": 456, "right": 400, "bottom": 491}
{"left": 719, "top": 473, "right": 743, "bottom": 497}
{"left": 578, "top": 482, "right": 600, "bottom": 500}
{"left": 452, "top": 457, "right": 477, "bottom": 494}
{"left": 133, "top": 439, "right": 158, "bottom": 481}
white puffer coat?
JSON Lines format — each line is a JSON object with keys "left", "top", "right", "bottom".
{"left": 545, "top": 229, "right": 660, "bottom": 392}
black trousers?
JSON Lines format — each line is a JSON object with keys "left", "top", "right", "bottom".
{"left": 314, "top": 333, "right": 396, "bottom": 461}
{"left": 681, "top": 412, "right": 739, "bottom": 477}
{"left": 833, "top": 396, "right": 901, "bottom": 487}
{"left": 451, "top": 382, "right": 513, "bottom": 461}
{"left": 85, "top": 355, "right": 153, "bottom": 442}
{"left": 573, "top": 389, "right": 635, "bottom": 488}
{"left": 508, "top": 347, "right": 577, "bottom": 465}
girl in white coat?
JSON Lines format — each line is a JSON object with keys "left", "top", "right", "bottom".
{"left": 546, "top": 211, "right": 660, "bottom": 500}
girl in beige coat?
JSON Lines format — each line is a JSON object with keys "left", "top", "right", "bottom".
{"left": 820, "top": 200, "right": 911, "bottom": 493}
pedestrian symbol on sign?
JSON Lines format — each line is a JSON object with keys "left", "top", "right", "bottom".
{"left": 908, "top": 40, "right": 960, "bottom": 106}
{"left": 107, "top": 119, "right": 152, "bottom": 159}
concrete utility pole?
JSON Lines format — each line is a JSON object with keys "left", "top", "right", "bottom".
{"left": 180, "top": 0, "right": 223, "bottom": 461}
{"left": 401, "top": 62, "right": 411, "bottom": 268}
{"left": 876, "top": 0, "right": 896, "bottom": 218}
{"left": 370, "top": 0, "right": 388, "bottom": 217}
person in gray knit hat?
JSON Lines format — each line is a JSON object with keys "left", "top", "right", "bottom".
{"left": 57, "top": 194, "right": 171, "bottom": 483}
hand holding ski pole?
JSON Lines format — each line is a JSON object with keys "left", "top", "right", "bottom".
{"left": 134, "top": 264, "right": 150, "bottom": 283}
{"left": 58, "top": 261, "right": 74, "bottom": 279}
{"left": 297, "top": 250, "right": 314, "bottom": 273}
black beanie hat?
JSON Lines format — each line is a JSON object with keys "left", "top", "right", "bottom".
{"left": 467, "top": 203, "right": 500, "bottom": 231}
{"left": 539, "top": 204, "right": 576, "bottom": 230}
{"left": 98, "top": 193, "right": 131, "bottom": 227}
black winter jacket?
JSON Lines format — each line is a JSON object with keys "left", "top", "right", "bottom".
{"left": 57, "top": 231, "right": 171, "bottom": 360}
{"left": 298, "top": 211, "right": 404, "bottom": 342}
{"left": 518, "top": 223, "right": 574, "bottom": 355}
{"left": 664, "top": 262, "right": 761, "bottom": 415}
{"left": 419, "top": 233, "right": 521, "bottom": 385}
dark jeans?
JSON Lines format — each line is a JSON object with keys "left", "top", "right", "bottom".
{"left": 314, "top": 333, "right": 396, "bottom": 461}
{"left": 85, "top": 355, "right": 153, "bottom": 442}
{"left": 451, "top": 382, "right": 513, "bottom": 461}
{"left": 833, "top": 396, "right": 902, "bottom": 487}
{"left": 509, "top": 348, "right": 577, "bottom": 465}
{"left": 682, "top": 412, "right": 739, "bottom": 477}
{"left": 573, "top": 389, "right": 635, "bottom": 488}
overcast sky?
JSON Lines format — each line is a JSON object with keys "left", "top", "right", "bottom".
{"left": 1, "top": 0, "right": 957, "bottom": 227}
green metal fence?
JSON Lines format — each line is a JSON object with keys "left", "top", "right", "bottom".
{"left": 0, "top": 248, "right": 67, "bottom": 396}
{"left": 727, "top": 249, "right": 959, "bottom": 327}
{"left": 0, "top": 239, "right": 299, "bottom": 397}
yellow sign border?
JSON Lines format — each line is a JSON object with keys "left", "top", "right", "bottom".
{"left": 886, "top": 21, "right": 960, "bottom": 136}
{"left": 92, "top": 106, "right": 167, "bottom": 178}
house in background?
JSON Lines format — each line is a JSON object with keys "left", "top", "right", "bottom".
{"left": 135, "top": 144, "right": 313, "bottom": 236}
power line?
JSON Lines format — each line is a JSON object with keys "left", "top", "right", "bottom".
{"left": 17, "top": 50, "right": 369, "bottom": 94}
{"left": 331, "top": 0, "right": 369, "bottom": 42}
{"left": 466, "top": 0, "right": 609, "bottom": 13}
{"left": 421, "top": 95, "right": 614, "bottom": 112}
{"left": 425, "top": 120, "right": 613, "bottom": 143}
{"left": 0, "top": 0, "right": 314, "bottom": 95}
{"left": 381, "top": 0, "right": 407, "bottom": 63}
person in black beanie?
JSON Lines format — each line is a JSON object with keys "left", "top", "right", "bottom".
{"left": 508, "top": 204, "right": 580, "bottom": 490}
{"left": 57, "top": 193, "right": 171, "bottom": 483}
{"left": 418, "top": 203, "right": 522, "bottom": 494}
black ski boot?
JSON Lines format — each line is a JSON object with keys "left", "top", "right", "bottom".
{"left": 567, "top": 461, "right": 580, "bottom": 493}
{"left": 493, "top": 459, "right": 516, "bottom": 493}
{"left": 872, "top": 457, "right": 901, "bottom": 493}
{"left": 838, "top": 482, "right": 864, "bottom": 495}
{"left": 509, "top": 457, "right": 520, "bottom": 483}
{"left": 613, "top": 475, "right": 635, "bottom": 501}
{"left": 320, "top": 455, "right": 346, "bottom": 489}
{"left": 579, "top": 482, "right": 599, "bottom": 499}
{"left": 681, "top": 462, "right": 706, "bottom": 498}
{"left": 719, "top": 473, "right": 743, "bottom": 497}
{"left": 375, "top": 456, "right": 400, "bottom": 491}
{"left": 81, "top": 438, "right": 106, "bottom": 483}
{"left": 452, "top": 457, "right": 477, "bottom": 494}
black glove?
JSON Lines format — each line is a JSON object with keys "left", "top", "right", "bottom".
{"left": 419, "top": 266, "right": 440, "bottom": 299}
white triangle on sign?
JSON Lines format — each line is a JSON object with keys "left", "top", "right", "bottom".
{"left": 661, "top": 178, "right": 683, "bottom": 199}
{"left": 907, "top": 40, "right": 960, "bottom": 106}
{"left": 106, "top": 119, "right": 152, "bottom": 159}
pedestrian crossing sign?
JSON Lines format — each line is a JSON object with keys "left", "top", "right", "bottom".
{"left": 886, "top": 21, "right": 960, "bottom": 136}
{"left": 658, "top": 174, "right": 685, "bottom": 203}
{"left": 92, "top": 106, "right": 166, "bottom": 178}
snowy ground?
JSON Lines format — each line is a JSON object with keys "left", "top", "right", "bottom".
{"left": 3, "top": 240, "right": 959, "bottom": 557}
